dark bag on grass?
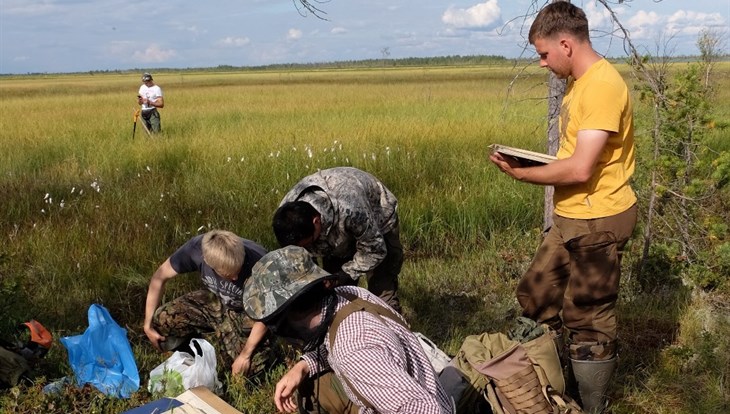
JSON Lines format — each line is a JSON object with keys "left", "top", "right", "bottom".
{"left": 0, "top": 345, "right": 30, "bottom": 388}
{"left": 0, "top": 320, "right": 53, "bottom": 388}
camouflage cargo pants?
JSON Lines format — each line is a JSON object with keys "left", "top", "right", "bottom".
{"left": 152, "top": 289, "right": 279, "bottom": 373}
{"left": 516, "top": 204, "right": 637, "bottom": 359}
{"left": 322, "top": 223, "right": 404, "bottom": 313}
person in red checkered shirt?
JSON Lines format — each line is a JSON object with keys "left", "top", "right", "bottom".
{"left": 244, "top": 246, "right": 453, "bottom": 414}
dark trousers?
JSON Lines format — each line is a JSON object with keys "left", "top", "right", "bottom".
{"left": 516, "top": 204, "right": 637, "bottom": 354}
{"left": 322, "top": 225, "right": 403, "bottom": 313}
{"left": 297, "top": 370, "right": 358, "bottom": 414}
{"left": 141, "top": 108, "right": 161, "bottom": 133}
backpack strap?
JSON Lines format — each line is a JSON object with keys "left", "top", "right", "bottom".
{"left": 329, "top": 291, "right": 409, "bottom": 341}
{"left": 327, "top": 291, "right": 410, "bottom": 411}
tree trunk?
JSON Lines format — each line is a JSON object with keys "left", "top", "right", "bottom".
{"left": 543, "top": 0, "right": 568, "bottom": 232}
{"left": 679, "top": 121, "right": 694, "bottom": 258}
{"left": 544, "top": 72, "right": 565, "bottom": 231}
{"left": 639, "top": 101, "right": 662, "bottom": 274}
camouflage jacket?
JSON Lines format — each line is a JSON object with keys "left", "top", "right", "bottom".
{"left": 280, "top": 167, "right": 398, "bottom": 281}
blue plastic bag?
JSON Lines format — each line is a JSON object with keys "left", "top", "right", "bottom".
{"left": 60, "top": 304, "right": 140, "bottom": 398}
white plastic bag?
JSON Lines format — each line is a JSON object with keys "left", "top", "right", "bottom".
{"left": 414, "top": 332, "right": 452, "bottom": 374}
{"left": 147, "top": 338, "right": 221, "bottom": 396}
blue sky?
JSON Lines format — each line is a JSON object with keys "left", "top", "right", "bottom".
{"left": 1, "top": 0, "right": 728, "bottom": 74}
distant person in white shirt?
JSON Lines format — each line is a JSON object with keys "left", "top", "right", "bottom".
{"left": 137, "top": 72, "right": 164, "bottom": 133}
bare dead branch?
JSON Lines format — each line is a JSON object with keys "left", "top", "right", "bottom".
{"left": 293, "top": 0, "right": 330, "bottom": 20}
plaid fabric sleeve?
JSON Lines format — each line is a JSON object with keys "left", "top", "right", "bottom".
{"left": 301, "top": 342, "right": 331, "bottom": 376}
{"left": 330, "top": 294, "right": 452, "bottom": 413}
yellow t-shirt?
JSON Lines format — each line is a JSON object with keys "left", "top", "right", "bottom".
{"left": 554, "top": 59, "right": 637, "bottom": 219}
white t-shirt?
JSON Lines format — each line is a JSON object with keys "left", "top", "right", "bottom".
{"left": 138, "top": 84, "right": 163, "bottom": 111}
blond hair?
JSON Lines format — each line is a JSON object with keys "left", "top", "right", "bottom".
{"left": 202, "top": 230, "right": 245, "bottom": 276}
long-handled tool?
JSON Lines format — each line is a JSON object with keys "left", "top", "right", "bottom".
{"left": 132, "top": 108, "right": 141, "bottom": 139}
{"left": 139, "top": 112, "right": 152, "bottom": 137}
{"left": 132, "top": 108, "right": 152, "bottom": 138}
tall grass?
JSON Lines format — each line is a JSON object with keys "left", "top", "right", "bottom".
{"left": 0, "top": 67, "right": 548, "bottom": 324}
{"left": 1, "top": 63, "right": 728, "bottom": 413}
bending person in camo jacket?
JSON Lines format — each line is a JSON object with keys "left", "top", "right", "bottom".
{"left": 273, "top": 167, "right": 404, "bottom": 313}
{"left": 143, "top": 229, "right": 277, "bottom": 376}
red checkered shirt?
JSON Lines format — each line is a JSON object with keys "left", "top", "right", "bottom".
{"left": 302, "top": 286, "right": 453, "bottom": 414}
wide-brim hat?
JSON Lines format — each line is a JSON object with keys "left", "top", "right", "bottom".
{"left": 243, "top": 245, "right": 331, "bottom": 322}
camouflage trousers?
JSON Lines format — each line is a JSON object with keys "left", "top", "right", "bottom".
{"left": 516, "top": 204, "right": 637, "bottom": 359}
{"left": 152, "top": 289, "right": 278, "bottom": 373}
{"left": 322, "top": 223, "right": 404, "bottom": 313}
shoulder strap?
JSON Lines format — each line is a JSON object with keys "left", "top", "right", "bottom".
{"left": 329, "top": 292, "right": 408, "bottom": 343}
{"left": 327, "top": 291, "right": 410, "bottom": 411}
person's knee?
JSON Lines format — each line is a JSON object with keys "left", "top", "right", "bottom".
{"left": 562, "top": 300, "right": 617, "bottom": 345}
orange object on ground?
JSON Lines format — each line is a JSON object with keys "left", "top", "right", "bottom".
{"left": 21, "top": 320, "right": 53, "bottom": 349}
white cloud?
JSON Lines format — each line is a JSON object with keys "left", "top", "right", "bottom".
{"left": 624, "top": 8, "right": 727, "bottom": 41}
{"left": 625, "top": 10, "right": 663, "bottom": 40}
{"left": 666, "top": 10, "right": 727, "bottom": 36}
{"left": 105, "top": 40, "right": 136, "bottom": 59}
{"left": 2, "top": 1, "right": 727, "bottom": 73}
{"left": 668, "top": 10, "right": 726, "bottom": 26}
{"left": 184, "top": 25, "right": 204, "bottom": 35}
{"left": 287, "top": 28, "right": 303, "bottom": 40}
{"left": 442, "top": 0, "right": 501, "bottom": 30}
{"left": 1, "top": 0, "right": 57, "bottom": 16}
{"left": 216, "top": 36, "right": 251, "bottom": 47}
{"left": 584, "top": 1, "right": 612, "bottom": 31}
{"left": 628, "top": 10, "right": 661, "bottom": 27}
{"left": 438, "top": 28, "right": 467, "bottom": 38}
{"left": 132, "top": 44, "right": 177, "bottom": 63}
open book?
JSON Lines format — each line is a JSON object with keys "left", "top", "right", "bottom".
{"left": 489, "top": 144, "right": 557, "bottom": 167}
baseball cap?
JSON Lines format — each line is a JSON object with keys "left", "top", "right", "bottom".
{"left": 243, "top": 246, "right": 331, "bottom": 322}
{"left": 141, "top": 73, "right": 153, "bottom": 82}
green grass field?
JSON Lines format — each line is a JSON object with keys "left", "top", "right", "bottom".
{"left": 1, "top": 62, "right": 729, "bottom": 413}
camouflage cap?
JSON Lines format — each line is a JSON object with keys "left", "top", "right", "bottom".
{"left": 243, "top": 245, "right": 331, "bottom": 322}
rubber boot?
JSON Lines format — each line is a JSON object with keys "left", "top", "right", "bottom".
{"left": 570, "top": 357, "right": 616, "bottom": 414}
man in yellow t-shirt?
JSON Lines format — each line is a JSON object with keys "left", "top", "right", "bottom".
{"left": 489, "top": 3, "right": 637, "bottom": 413}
